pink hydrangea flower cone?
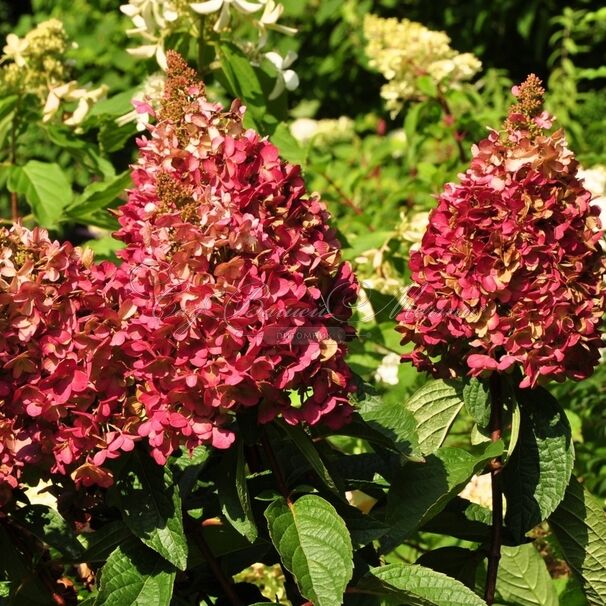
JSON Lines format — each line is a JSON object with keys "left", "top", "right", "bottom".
{"left": 113, "top": 51, "right": 358, "bottom": 463}
{"left": 0, "top": 224, "right": 126, "bottom": 491}
{"left": 397, "top": 75, "right": 606, "bottom": 388}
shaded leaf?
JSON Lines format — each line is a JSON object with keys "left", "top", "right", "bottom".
{"left": 383, "top": 442, "right": 503, "bottom": 552}
{"left": 116, "top": 450, "right": 188, "bottom": 570}
{"left": 217, "top": 441, "right": 257, "bottom": 542}
{"left": 549, "top": 475, "right": 606, "bottom": 606}
{"left": 95, "top": 539, "right": 175, "bottom": 606}
{"left": 12, "top": 505, "right": 84, "bottom": 560}
{"left": 504, "top": 387, "right": 574, "bottom": 541}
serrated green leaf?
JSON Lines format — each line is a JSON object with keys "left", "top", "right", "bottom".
{"left": 67, "top": 170, "right": 131, "bottom": 215}
{"left": 406, "top": 379, "right": 466, "bottom": 455}
{"left": 8, "top": 161, "right": 72, "bottom": 228}
{"left": 270, "top": 123, "right": 308, "bottom": 165}
{"left": 11, "top": 505, "right": 84, "bottom": 560}
{"left": 87, "top": 89, "right": 138, "bottom": 119}
{"left": 95, "top": 539, "right": 175, "bottom": 606}
{"left": 218, "top": 41, "right": 265, "bottom": 132}
{"left": 417, "top": 546, "right": 485, "bottom": 590}
{"left": 79, "top": 521, "right": 132, "bottom": 563}
{"left": 463, "top": 379, "right": 491, "bottom": 429}
{"left": 493, "top": 544, "right": 558, "bottom": 606}
{"left": 504, "top": 387, "right": 574, "bottom": 541}
{"left": 265, "top": 495, "right": 353, "bottom": 606}
{"left": 336, "top": 503, "right": 389, "bottom": 548}
{"left": 357, "top": 394, "right": 422, "bottom": 459}
{"left": 549, "top": 475, "right": 606, "bottom": 606}
{"left": 383, "top": 442, "right": 503, "bottom": 552}
{"left": 422, "top": 498, "right": 492, "bottom": 543}
{"left": 116, "top": 450, "right": 188, "bottom": 571}
{"left": 217, "top": 441, "right": 257, "bottom": 542}
{"left": 0, "top": 524, "right": 54, "bottom": 605}
{"left": 358, "top": 563, "right": 487, "bottom": 605}
{"left": 279, "top": 423, "right": 342, "bottom": 496}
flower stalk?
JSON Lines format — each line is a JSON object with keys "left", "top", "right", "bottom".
{"left": 485, "top": 372, "right": 504, "bottom": 605}
{"left": 186, "top": 516, "right": 244, "bottom": 606}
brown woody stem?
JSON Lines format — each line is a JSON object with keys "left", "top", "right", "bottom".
{"left": 187, "top": 517, "right": 244, "bottom": 606}
{"left": 484, "top": 372, "right": 504, "bottom": 605}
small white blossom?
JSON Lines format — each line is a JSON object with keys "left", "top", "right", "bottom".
{"left": 43, "top": 81, "right": 108, "bottom": 125}
{"left": 190, "top": 0, "right": 264, "bottom": 32}
{"left": 264, "top": 50, "right": 298, "bottom": 99}
{"left": 578, "top": 165, "right": 606, "bottom": 227}
{"left": 374, "top": 353, "right": 401, "bottom": 385}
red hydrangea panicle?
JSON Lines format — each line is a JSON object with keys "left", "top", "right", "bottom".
{"left": 0, "top": 224, "right": 133, "bottom": 490}
{"left": 113, "top": 50, "right": 358, "bottom": 459}
{"left": 397, "top": 75, "right": 606, "bottom": 388}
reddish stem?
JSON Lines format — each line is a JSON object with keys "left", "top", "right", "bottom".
{"left": 485, "top": 372, "right": 504, "bottom": 605}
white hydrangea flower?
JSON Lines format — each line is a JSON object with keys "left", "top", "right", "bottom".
{"left": 190, "top": 0, "right": 263, "bottom": 32}
{"left": 374, "top": 352, "right": 401, "bottom": 385}
{"left": 255, "top": 0, "right": 297, "bottom": 47}
{"left": 2, "top": 33, "right": 29, "bottom": 67}
{"left": 578, "top": 165, "right": 606, "bottom": 227}
{"left": 290, "top": 116, "right": 354, "bottom": 145}
{"left": 43, "top": 81, "right": 108, "bottom": 125}
{"left": 364, "top": 14, "right": 481, "bottom": 116}
{"left": 264, "top": 50, "right": 298, "bottom": 99}
{"left": 116, "top": 72, "right": 166, "bottom": 130}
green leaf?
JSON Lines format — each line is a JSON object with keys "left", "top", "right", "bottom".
{"left": 83, "top": 236, "right": 124, "bottom": 263}
{"left": 341, "top": 231, "right": 394, "bottom": 261}
{"left": 8, "top": 161, "right": 72, "bottom": 228}
{"left": 406, "top": 379, "right": 465, "bottom": 455}
{"left": 357, "top": 394, "right": 422, "bottom": 460}
{"left": 116, "top": 450, "right": 188, "bottom": 571}
{"left": 11, "top": 505, "right": 84, "bottom": 560}
{"left": 279, "top": 423, "right": 342, "bottom": 496}
{"left": 422, "top": 498, "right": 492, "bottom": 543}
{"left": 416, "top": 75, "right": 439, "bottom": 98}
{"left": 493, "top": 544, "right": 558, "bottom": 606}
{"left": 270, "top": 122, "right": 308, "bottom": 166}
{"left": 463, "top": 379, "right": 491, "bottom": 429}
{"left": 503, "top": 387, "right": 574, "bottom": 541}
{"left": 549, "top": 475, "right": 606, "bottom": 606}
{"left": 95, "top": 539, "right": 175, "bottom": 606}
{"left": 336, "top": 503, "right": 389, "bottom": 549}
{"left": 67, "top": 170, "right": 131, "bottom": 215}
{"left": 417, "top": 546, "right": 485, "bottom": 589}
{"left": 79, "top": 521, "right": 132, "bottom": 563}
{"left": 383, "top": 442, "right": 503, "bottom": 552}
{"left": 218, "top": 41, "right": 266, "bottom": 132}
{"left": 265, "top": 495, "right": 353, "bottom": 606}
{"left": 0, "top": 525, "right": 54, "bottom": 605}
{"left": 217, "top": 441, "right": 257, "bottom": 542}
{"left": 87, "top": 89, "right": 138, "bottom": 119}
{"left": 358, "top": 563, "right": 487, "bottom": 606}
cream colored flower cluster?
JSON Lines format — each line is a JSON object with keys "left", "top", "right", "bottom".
{"left": 364, "top": 14, "right": 481, "bottom": 115}
{"left": 290, "top": 116, "right": 354, "bottom": 146}
{"left": 1, "top": 19, "right": 107, "bottom": 126}
{"left": 1, "top": 19, "right": 70, "bottom": 99}
{"left": 120, "top": 0, "right": 298, "bottom": 96}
